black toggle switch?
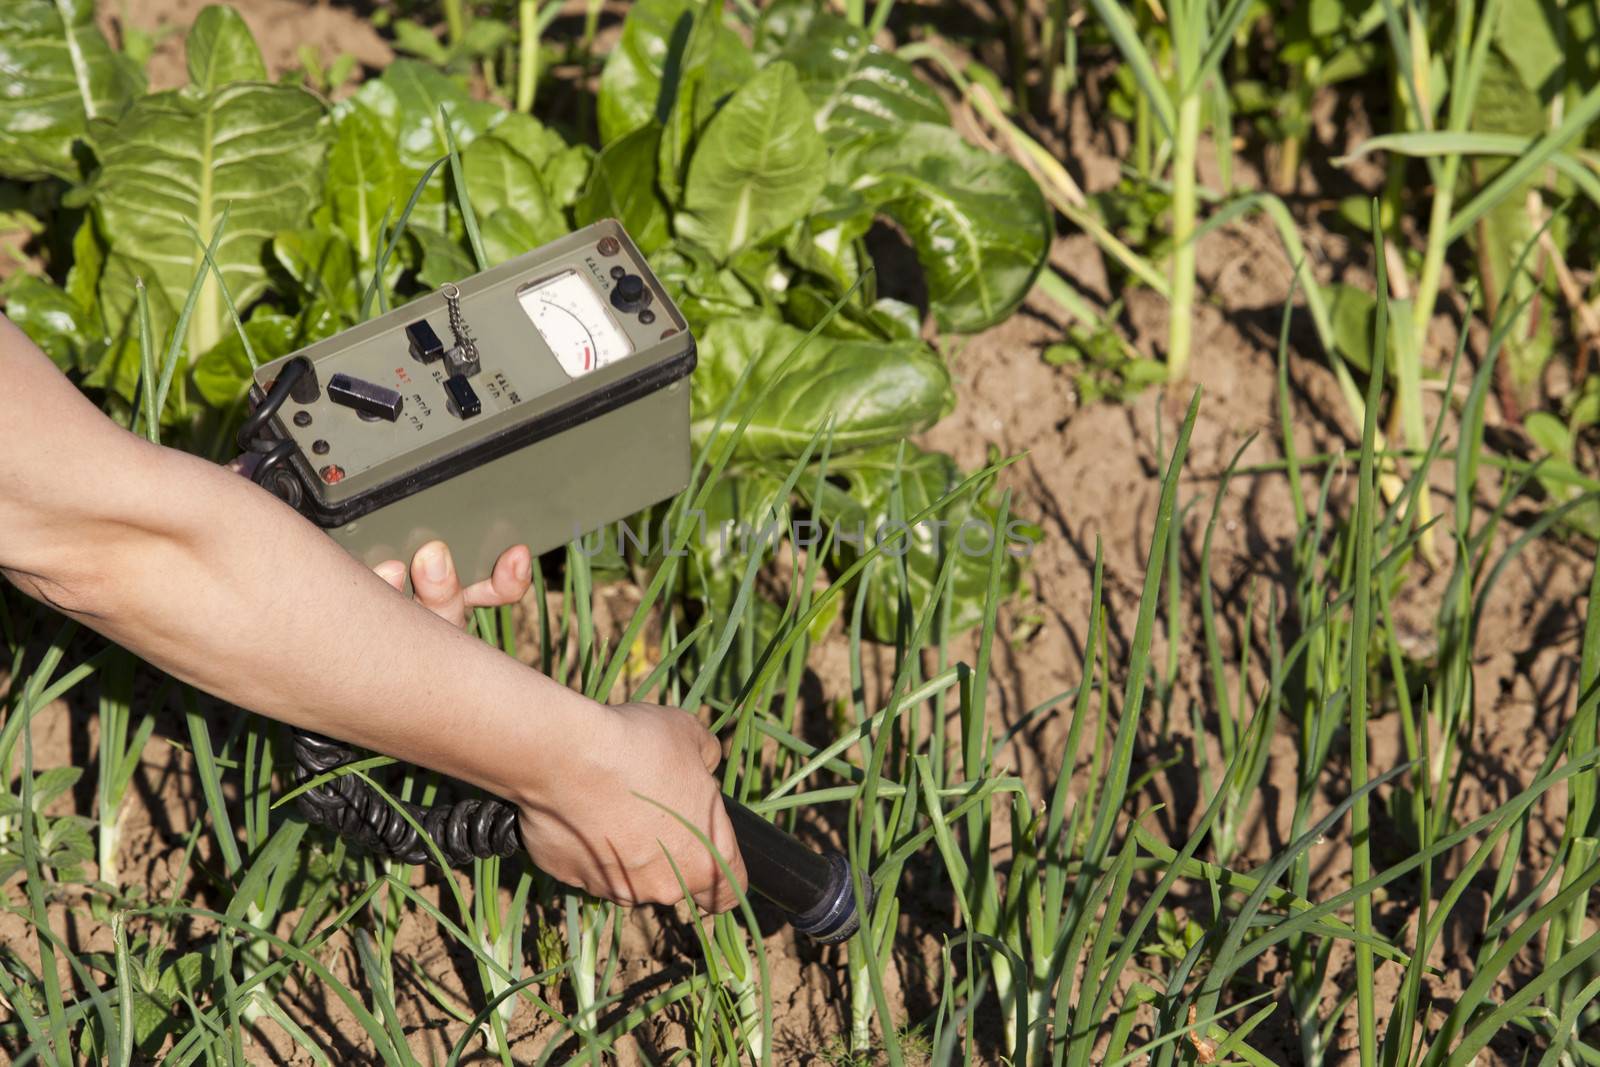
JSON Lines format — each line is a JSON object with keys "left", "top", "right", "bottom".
{"left": 406, "top": 319, "right": 445, "bottom": 363}
{"left": 328, "top": 373, "right": 404, "bottom": 422}
{"left": 444, "top": 375, "right": 481, "bottom": 418}
{"left": 610, "top": 273, "right": 650, "bottom": 313}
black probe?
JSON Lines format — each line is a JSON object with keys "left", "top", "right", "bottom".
{"left": 290, "top": 730, "right": 869, "bottom": 944}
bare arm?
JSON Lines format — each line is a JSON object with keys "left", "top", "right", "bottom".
{"left": 0, "top": 314, "right": 744, "bottom": 910}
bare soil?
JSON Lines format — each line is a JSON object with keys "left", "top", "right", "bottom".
{"left": 5, "top": 1, "right": 1595, "bottom": 1064}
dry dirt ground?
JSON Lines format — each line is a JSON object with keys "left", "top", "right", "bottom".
{"left": 4, "top": 1, "right": 1596, "bottom": 1064}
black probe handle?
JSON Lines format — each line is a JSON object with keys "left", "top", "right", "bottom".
{"left": 722, "top": 798, "right": 869, "bottom": 944}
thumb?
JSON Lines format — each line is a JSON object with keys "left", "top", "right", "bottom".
{"left": 410, "top": 540, "right": 468, "bottom": 628}
{"left": 699, "top": 727, "right": 722, "bottom": 773}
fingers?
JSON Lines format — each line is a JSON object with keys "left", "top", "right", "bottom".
{"left": 595, "top": 782, "right": 746, "bottom": 914}
{"left": 409, "top": 541, "right": 469, "bottom": 628}
{"left": 668, "top": 713, "right": 741, "bottom": 912}
{"left": 378, "top": 543, "right": 532, "bottom": 630}
{"left": 461, "top": 544, "right": 533, "bottom": 611}
{"left": 692, "top": 799, "right": 748, "bottom": 915}
{"left": 629, "top": 813, "right": 745, "bottom": 914}
{"left": 373, "top": 560, "right": 407, "bottom": 590}
{"left": 663, "top": 706, "right": 724, "bottom": 773}
{"left": 698, "top": 726, "right": 722, "bottom": 772}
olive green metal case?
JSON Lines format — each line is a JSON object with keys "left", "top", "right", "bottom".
{"left": 247, "top": 220, "right": 695, "bottom": 583}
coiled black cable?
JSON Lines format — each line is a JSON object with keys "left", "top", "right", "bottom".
{"left": 237, "top": 357, "right": 311, "bottom": 510}
{"left": 291, "top": 730, "right": 521, "bottom": 866}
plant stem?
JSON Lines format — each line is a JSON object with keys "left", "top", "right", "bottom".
{"left": 1410, "top": 159, "right": 1458, "bottom": 360}
{"left": 1167, "top": 92, "right": 1202, "bottom": 381}
{"left": 516, "top": 0, "right": 538, "bottom": 114}
{"left": 1351, "top": 202, "right": 1391, "bottom": 1067}
{"left": 442, "top": 0, "right": 466, "bottom": 46}
{"left": 583, "top": 0, "right": 603, "bottom": 52}
{"left": 95, "top": 652, "right": 133, "bottom": 886}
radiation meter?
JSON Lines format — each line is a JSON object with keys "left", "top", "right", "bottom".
{"left": 238, "top": 219, "right": 695, "bottom": 585}
{"left": 240, "top": 221, "right": 870, "bottom": 943}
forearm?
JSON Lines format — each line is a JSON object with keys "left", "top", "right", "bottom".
{"left": 92, "top": 450, "right": 599, "bottom": 803}
{"left": 0, "top": 319, "right": 603, "bottom": 809}
{"left": 0, "top": 315, "right": 743, "bottom": 908}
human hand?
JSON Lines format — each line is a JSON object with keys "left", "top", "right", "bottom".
{"left": 516, "top": 701, "right": 748, "bottom": 913}
{"left": 226, "top": 452, "right": 531, "bottom": 627}
{"left": 372, "top": 541, "right": 532, "bottom": 629}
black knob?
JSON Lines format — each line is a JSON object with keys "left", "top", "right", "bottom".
{"left": 287, "top": 357, "right": 320, "bottom": 404}
{"left": 610, "top": 273, "right": 649, "bottom": 312}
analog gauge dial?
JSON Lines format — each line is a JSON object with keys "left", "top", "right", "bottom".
{"left": 516, "top": 271, "right": 634, "bottom": 378}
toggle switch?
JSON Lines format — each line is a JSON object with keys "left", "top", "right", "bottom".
{"left": 328, "top": 373, "right": 404, "bottom": 421}
{"left": 406, "top": 320, "right": 445, "bottom": 363}
{"left": 443, "top": 375, "right": 481, "bottom": 418}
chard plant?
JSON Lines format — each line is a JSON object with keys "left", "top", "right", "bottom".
{"left": 2, "top": 0, "right": 1050, "bottom": 642}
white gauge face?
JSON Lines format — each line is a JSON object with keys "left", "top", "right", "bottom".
{"left": 516, "top": 271, "right": 634, "bottom": 377}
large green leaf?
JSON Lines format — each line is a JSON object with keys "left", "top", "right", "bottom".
{"left": 273, "top": 229, "right": 361, "bottom": 323}
{"left": 804, "top": 444, "right": 1031, "bottom": 641}
{"left": 355, "top": 60, "right": 499, "bottom": 171}
{"left": 691, "top": 316, "right": 952, "bottom": 460}
{"left": 481, "top": 208, "right": 569, "bottom": 266}
{"left": 834, "top": 123, "right": 1050, "bottom": 333}
{"left": 753, "top": 0, "right": 822, "bottom": 56}
{"left": 783, "top": 285, "right": 920, "bottom": 343}
{"left": 325, "top": 102, "right": 405, "bottom": 271}
{"left": 3, "top": 201, "right": 106, "bottom": 370}
{"left": 776, "top": 13, "right": 948, "bottom": 139}
{"left": 185, "top": 4, "right": 268, "bottom": 91}
{"left": 675, "top": 62, "right": 828, "bottom": 262}
{"left": 65, "top": 214, "right": 106, "bottom": 332}
{"left": 596, "top": 0, "right": 754, "bottom": 146}
{"left": 462, "top": 136, "right": 549, "bottom": 221}
{"left": 462, "top": 136, "right": 568, "bottom": 265}
{"left": 90, "top": 79, "right": 327, "bottom": 369}
{"left": 0, "top": 274, "right": 95, "bottom": 371}
{"left": 84, "top": 250, "right": 172, "bottom": 399}
{"left": 680, "top": 470, "right": 791, "bottom": 606}
{"left": 575, "top": 124, "right": 673, "bottom": 255}
{"left": 542, "top": 144, "right": 596, "bottom": 211}
{"left": 783, "top": 191, "right": 875, "bottom": 297}
{"left": 481, "top": 111, "right": 592, "bottom": 209}
{"left": 0, "top": 0, "right": 144, "bottom": 181}
{"left": 353, "top": 60, "right": 499, "bottom": 232}
{"left": 411, "top": 223, "right": 476, "bottom": 289}
{"left": 652, "top": 241, "right": 766, "bottom": 329}
{"left": 1493, "top": 0, "right": 1593, "bottom": 103}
